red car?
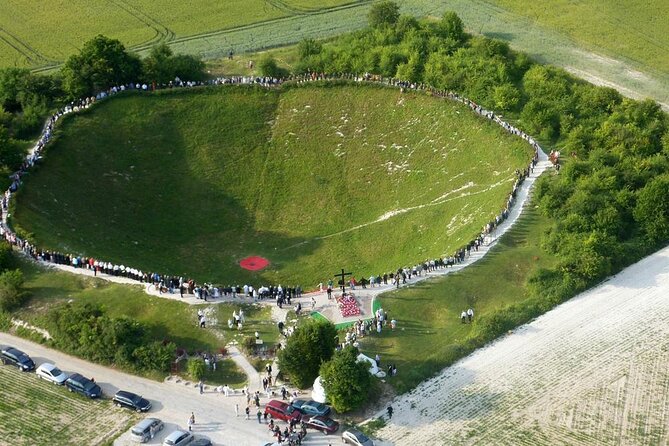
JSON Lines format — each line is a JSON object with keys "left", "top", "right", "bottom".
{"left": 303, "top": 415, "right": 340, "bottom": 435}
{"left": 264, "top": 400, "right": 302, "bottom": 423}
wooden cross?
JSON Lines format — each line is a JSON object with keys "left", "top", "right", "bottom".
{"left": 334, "top": 268, "right": 352, "bottom": 295}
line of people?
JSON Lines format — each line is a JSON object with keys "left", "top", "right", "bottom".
{"left": 0, "top": 72, "right": 545, "bottom": 302}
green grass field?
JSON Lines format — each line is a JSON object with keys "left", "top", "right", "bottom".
{"left": 12, "top": 84, "right": 532, "bottom": 287}
{"left": 359, "top": 197, "right": 558, "bottom": 393}
{"left": 0, "top": 364, "right": 139, "bottom": 445}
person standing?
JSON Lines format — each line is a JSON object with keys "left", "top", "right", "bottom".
{"left": 199, "top": 380, "right": 204, "bottom": 394}
{"left": 235, "top": 403, "right": 239, "bottom": 417}
{"left": 257, "top": 408, "right": 263, "bottom": 423}
{"left": 467, "top": 308, "right": 474, "bottom": 323}
{"left": 245, "top": 406, "right": 250, "bottom": 420}
{"left": 188, "top": 412, "right": 195, "bottom": 431}
{"left": 387, "top": 406, "right": 394, "bottom": 419}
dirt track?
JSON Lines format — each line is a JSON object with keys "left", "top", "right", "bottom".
{"left": 375, "top": 245, "right": 669, "bottom": 445}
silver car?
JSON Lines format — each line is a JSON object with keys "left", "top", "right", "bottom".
{"left": 342, "top": 428, "right": 374, "bottom": 446}
{"left": 130, "top": 417, "right": 164, "bottom": 443}
{"left": 162, "top": 430, "right": 193, "bottom": 446}
{"left": 35, "top": 363, "right": 68, "bottom": 385}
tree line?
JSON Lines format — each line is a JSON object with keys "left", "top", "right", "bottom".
{"left": 0, "top": 36, "right": 205, "bottom": 190}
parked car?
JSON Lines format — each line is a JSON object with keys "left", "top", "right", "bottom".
{"left": 35, "top": 362, "right": 68, "bottom": 385}
{"left": 342, "top": 428, "right": 374, "bottom": 446}
{"left": 303, "top": 415, "right": 339, "bottom": 435}
{"left": 130, "top": 418, "right": 164, "bottom": 443}
{"left": 162, "top": 430, "right": 193, "bottom": 446}
{"left": 113, "top": 390, "right": 152, "bottom": 412}
{"left": 291, "top": 399, "right": 331, "bottom": 417}
{"left": 65, "top": 373, "right": 102, "bottom": 399}
{"left": 0, "top": 346, "right": 35, "bottom": 371}
{"left": 190, "top": 438, "right": 212, "bottom": 446}
{"left": 264, "top": 400, "right": 302, "bottom": 423}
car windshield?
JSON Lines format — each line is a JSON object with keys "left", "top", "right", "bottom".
{"left": 51, "top": 367, "right": 63, "bottom": 376}
{"left": 131, "top": 427, "right": 144, "bottom": 435}
{"left": 84, "top": 381, "right": 97, "bottom": 391}
{"left": 286, "top": 406, "right": 297, "bottom": 414}
{"left": 323, "top": 418, "right": 336, "bottom": 426}
{"left": 355, "top": 432, "right": 370, "bottom": 442}
{"left": 132, "top": 395, "right": 143, "bottom": 404}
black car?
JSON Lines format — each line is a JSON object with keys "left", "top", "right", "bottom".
{"left": 113, "top": 390, "right": 152, "bottom": 412}
{"left": 65, "top": 373, "right": 102, "bottom": 399}
{"left": 190, "top": 439, "right": 212, "bottom": 446}
{"left": 0, "top": 346, "right": 35, "bottom": 371}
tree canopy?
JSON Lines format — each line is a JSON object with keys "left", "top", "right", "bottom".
{"left": 278, "top": 319, "right": 337, "bottom": 388}
{"left": 320, "top": 346, "right": 372, "bottom": 412}
{"left": 62, "top": 35, "right": 142, "bottom": 98}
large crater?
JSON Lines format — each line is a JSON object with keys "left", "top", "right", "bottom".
{"left": 13, "top": 84, "right": 533, "bottom": 285}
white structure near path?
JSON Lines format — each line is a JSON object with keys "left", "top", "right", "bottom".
{"left": 373, "top": 244, "right": 669, "bottom": 445}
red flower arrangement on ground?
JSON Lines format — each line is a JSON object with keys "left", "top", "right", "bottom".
{"left": 239, "top": 256, "right": 270, "bottom": 271}
{"left": 337, "top": 293, "right": 361, "bottom": 317}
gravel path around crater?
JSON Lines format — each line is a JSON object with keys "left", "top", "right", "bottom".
{"left": 373, "top": 245, "right": 669, "bottom": 445}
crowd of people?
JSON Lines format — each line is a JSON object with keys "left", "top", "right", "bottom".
{"left": 0, "top": 72, "right": 545, "bottom": 310}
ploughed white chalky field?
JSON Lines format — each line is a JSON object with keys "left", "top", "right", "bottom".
{"left": 375, "top": 245, "right": 669, "bottom": 445}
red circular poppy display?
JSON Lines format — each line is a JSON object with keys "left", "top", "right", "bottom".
{"left": 239, "top": 256, "right": 270, "bottom": 271}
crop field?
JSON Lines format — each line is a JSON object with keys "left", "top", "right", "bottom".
{"left": 373, "top": 246, "right": 669, "bottom": 445}
{"left": 489, "top": 0, "right": 669, "bottom": 76}
{"left": 0, "top": 0, "right": 356, "bottom": 70}
{"left": 12, "top": 83, "right": 532, "bottom": 286}
{"left": 0, "top": 365, "right": 138, "bottom": 445}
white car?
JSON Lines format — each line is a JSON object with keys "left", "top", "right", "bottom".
{"left": 35, "top": 363, "right": 68, "bottom": 385}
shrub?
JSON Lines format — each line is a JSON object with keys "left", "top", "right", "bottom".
{"left": 0, "top": 269, "right": 27, "bottom": 311}
{"left": 187, "top": 357, "right": 206, "bottom": 381}
{"left": 133, "top": 341, "right": 176, "bottom": 373}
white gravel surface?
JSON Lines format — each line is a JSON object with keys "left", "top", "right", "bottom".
{"left": 372, "top": 244, "right": 669, "bottom": 445}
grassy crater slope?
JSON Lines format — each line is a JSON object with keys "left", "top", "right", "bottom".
{"left": 13, "top": 84, "right": 532, "bottom": 285}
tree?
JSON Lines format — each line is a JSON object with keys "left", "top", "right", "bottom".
{"left": 0, "top": 269, "right": 26, "bottom": 311}
{"left": 62, "top": 35, "right": 141, "bottom": 98}
{"left": 143, "top": 43, "right": 174, "bottom": 84}
{"left": 634, "top": 174, "right": 669, "bottom": 243}
{"left": 298, "top": 38, "right": 323, "bottom": 59}
{"left": 368, "top": 1, "right": 400, "bottom": 28}
{"left": 278, "top": 319, "right": 337, "bottom": 388}
{"left": 492, "top": 83, "right": 520, "bottom": 111}
{"left": 319, "top": 346, "right": 371, "bottom": 412}
{"left": 258, "top": 55, "right": 284, "bottom": 78}
{"left": 439, "top": 11, "right": 465, "bottom": 43}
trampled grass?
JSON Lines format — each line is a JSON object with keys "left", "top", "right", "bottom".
{"left": 359, "top": 199, "right": 558, "bottom": 393}
{"left": 0, "top": 364, "right": 139, "bottom": 445}
{"left": 12, "top": 84, "right": 533, "bottom": 287}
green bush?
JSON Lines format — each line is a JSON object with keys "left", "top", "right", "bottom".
{"left": 187, "top": 357, "right": 206, "bottom": 381}
{"left": 0, "top": 269, "right": 27, "bottom": 312}
{"left": 133, "top": 341, "right": 176, "bottom": 373}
